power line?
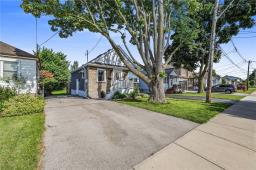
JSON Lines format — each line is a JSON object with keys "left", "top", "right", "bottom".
{"left": 239, "top": 31, "right": 256, "bottom": 33}
{"left": 220, "top": 46, "right": 247, "bottom": 72}
{"left": 234, "top": 35, "right": 256, "bottom": 39}
{"left": 87, "top": 36, "right": 103, "bottom": 55}
{"left": 39, "top": 31, "right": 59, "bottom": 47}
{"left": 230, "top": 40, "right": 247, "bottom": 62}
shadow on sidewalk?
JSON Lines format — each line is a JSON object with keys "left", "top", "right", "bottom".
{"left": 222, "top": 99, "right": 256, "bottom": 120}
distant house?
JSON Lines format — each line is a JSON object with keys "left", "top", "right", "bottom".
{"left": 0, "top": 41, "right": 38, "bottom": 94}
{"left": 164, "top": 66, "right": 195, "bottom": 91}
{"left": 222, "top": 75, "right": 242, "bottom": 87}
{"left": 212, "top": 75, "right": 222, "bottom": 86}
{"left": 138, "top": 65, "right": 196, "bottom": 93}
{"left": 70, "top": 49, "right": 133, "bottom": 99}
{"left": 204, "top": 74, "right": 222, "bottom": 87}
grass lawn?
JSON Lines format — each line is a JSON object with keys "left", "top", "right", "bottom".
{"left": 171, "top": 92, "right": 244, "bottom": 101}
{"left": 0, "top": 113, "right": 45, "bottom": 170}
{"left": 51, "top": 88, "right": 67, "bottom": 95}
{"left": 237, "top": 88, "right": 256, "bottom": 94}
{"left": 118, "top": 98, "right": 231, "bottom": 124}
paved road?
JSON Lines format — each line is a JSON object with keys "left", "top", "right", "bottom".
{"left": 43, "top": 97, "right": 198, "bottom": 170}
{"left": 134, "top": 92, "right": 256, "bottom": 170}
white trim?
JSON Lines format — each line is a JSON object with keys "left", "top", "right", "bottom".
{"left": 71, "top": 89, "right": 87, "bottom": 97}
{"left": 96, "top": 68, "right": 106, "bottom": 83}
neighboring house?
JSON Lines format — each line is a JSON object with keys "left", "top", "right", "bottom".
{"left": 0, "top": 41, "right": 37, "bottom": 94}
{"left": 203, "top": 74, "right": 223, "bottom": 87}
{"left": 138, "top": 65, "right": 196, "bottom": 93}
{"left": 222, "top": 75, "right": 242, "bottom": 87}
{"left": 70, "top": 49, "right": 133, "bottom": 99}
{"left": 212, "top": 75, "right": 222, "bottom": 86}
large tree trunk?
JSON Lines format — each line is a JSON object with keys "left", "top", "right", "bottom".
{"left": 197, "top": 75, "right": 204, "bottom": 93}
{"left": 149, "top": 77, "right": 166, "bottom": 103}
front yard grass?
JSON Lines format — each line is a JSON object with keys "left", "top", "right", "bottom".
{"left": 0, "top": 113, "right": 45, "bottom": 170}
{"left": 51, "top": 88, "right": 67, "bottom": 95}
{"left": 171, "top": 92, "right": 244, "bottom": 101}
{"left": 237, "top": 87, "right": 256, "bottom": 94}
{"left": 118, "top": 98, "right": 231, "bottom": 124}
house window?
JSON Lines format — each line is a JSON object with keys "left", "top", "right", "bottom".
{"left": 133, "top": 78, "right": 139, "bottom": 83}
{"left": 97, "top": 69, "right": 106, "bottom": 82}
{"left": 3, "top": 61, "right": 18, "bottom": 80}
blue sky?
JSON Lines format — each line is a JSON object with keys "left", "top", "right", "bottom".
{"left": 1, "top": 0, "right": 256, "bottom": 79}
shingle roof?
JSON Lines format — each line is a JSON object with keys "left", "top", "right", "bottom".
{"left": 0, "top": 41, "right": 36, "bottom": 59}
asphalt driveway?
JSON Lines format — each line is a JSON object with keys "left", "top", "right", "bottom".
{"left": 43, "top": 97, "right": 198, "bottom": 170}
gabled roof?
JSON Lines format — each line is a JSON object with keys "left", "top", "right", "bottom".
{"left": 0, "top": 41, "right": 36, "bottom": 59}
{"left": 72, "top": 49, "right": 127, "bottom": 73}
{"left": 223, "top": 75, "right": 242, "bottom": 81}
{"left": 165, "top": 68, "right": 177, "bottom": 77}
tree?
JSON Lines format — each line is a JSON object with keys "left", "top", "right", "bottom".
{"left": 70, "top": 61, "right": 79, "bottom": 72}
{"left": 249, "top": 69, "right": 256, "bottom": 87}
{"left": 38, "top": 48, "right": 70, "bottom": 94}
{"left": 21, "top": 0, "right": 200, "bottom": 103}
{"left": 166, "top": 0, "right": 256, "bottom": 94}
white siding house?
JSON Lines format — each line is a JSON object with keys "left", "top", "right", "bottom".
{"left": 0, "top": 41, "right": 37, "bottom": 94}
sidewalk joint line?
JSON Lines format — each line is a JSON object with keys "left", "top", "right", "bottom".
{"left": 174, "top": 142, "right": 225, "bottom": 170}
{"left": 195, "top": 129, "right": 256, "bottom": 152}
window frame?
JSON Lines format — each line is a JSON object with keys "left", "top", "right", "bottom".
{"left": 97, "top": 68, "right": 106, "bottom": 82}
{"left": 2, "top": 61, "right": 19, "bottom": 80}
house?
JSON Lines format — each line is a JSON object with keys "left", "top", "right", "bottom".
{"left": 165, "top": 66, "right": 195, "bottom": 91}
{"left": 212, "top": 75, "right": 222, "bottom": 86}
{"left": 222, "top": 75, "right": 242, "bottom": 87}
{"left": 138, "top": 65, "right": 196, "bottom": 93}
{"left": 70, "top": 49, "right": 133, "bottom": 99}
{"left": 0, "top": 41, "right": 38, "bottom": 94}
{"left": 203, "top": 74, "right": 223, "bottom": 87}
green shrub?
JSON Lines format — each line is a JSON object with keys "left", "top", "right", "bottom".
{"left": 0, "top": 86, "right": 16, "bottom": 112}
{"left": 139, "top": 93, "right": 149, "bottom": 98}
{"left": 112, "top": 91, "right": 127, "bottom": 100}
{"left": 1, "top": 95, "right": 45, "bottom": 116}
{"left": 129, "top": 87, "right": 139, "bottom": 99}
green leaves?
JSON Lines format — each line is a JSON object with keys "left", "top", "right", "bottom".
{"left": 38, "top": 48, "right": 70, "bottom": 92}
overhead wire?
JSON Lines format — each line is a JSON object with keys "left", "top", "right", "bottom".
{"left": 230, "top": 40, "right": 247, "bottom": 62}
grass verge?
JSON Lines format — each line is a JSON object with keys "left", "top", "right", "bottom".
{"left": 171, "top": 92, "right": 244, "bottom": 101}
{"left": 0, "top": 113, "right": 45, "bottom": 170}
{"left": 118, "top": 98, "right": 231, "bottom": 124}
{"left": 237, "top": 88, "right": 256, "bottom": 94}
{"left": 51, "top": 88, "right": 67, "bottom": 95}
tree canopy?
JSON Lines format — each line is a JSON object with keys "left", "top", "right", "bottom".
{"left": 38, "top": 48, "right": 70, "bottom": 93}
{"left": 21, "top": 0, "right": 200, "bottom": 102}
{"left": 165, "top": 0, "right": 256, "bottom": 92}
{"left": 70, "top": 61, "right": 79, "bottom": 72}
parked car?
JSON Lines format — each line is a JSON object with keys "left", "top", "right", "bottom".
{"left": 166, "top": 85, "right": 183, "bottom": 94}
{"left": 237, "top": 84, "right": 246, "bottom": 91}
{"left": 210, "top": 84, "right": 237, "bottom": 94}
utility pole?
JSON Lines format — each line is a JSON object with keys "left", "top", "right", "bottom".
{"left": 86, "top": 50, "right": 89, "bottom": 63}
{"left": 247, "top": 60, "right": 251, "bottom": 91}
{"left": 206, "top": 0, "right": 235, "bottom": 103}
{"left": 206, "top": 0, "right": 219, "bottom": 103}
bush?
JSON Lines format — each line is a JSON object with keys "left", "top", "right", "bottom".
{"left": 129, "top": 87, "right": 139, "bottom": 99}
{"left": 0, "top": 86, "right": 16, "bottom": 112}
{"left": 1, "top": 95, "right": 45, "bottom": 116}
{"left": 139, "top": 93, "right": 149, "bottom": 98}
{"left": 112, "top": 91, "right": 127, "bottom": 100}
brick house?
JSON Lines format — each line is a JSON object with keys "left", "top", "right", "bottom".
{"left": 70, "top": 49, "right": 133, "bottom": 99}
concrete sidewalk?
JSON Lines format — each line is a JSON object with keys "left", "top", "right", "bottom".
{"left": 133, "top": 92, "right": 256, "bottom": 170}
